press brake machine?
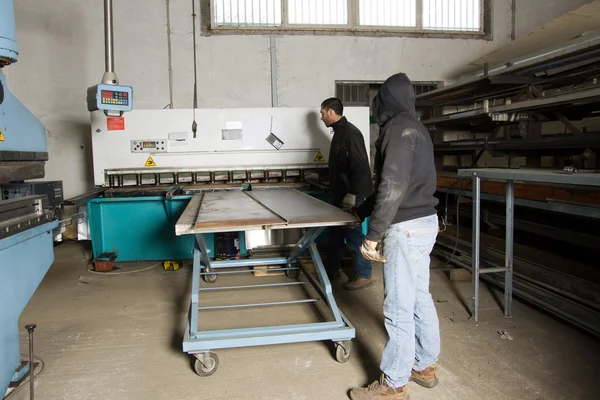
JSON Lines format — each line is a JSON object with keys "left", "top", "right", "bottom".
{"left": 0, "top": 0, "right": 58, "bottom": 396}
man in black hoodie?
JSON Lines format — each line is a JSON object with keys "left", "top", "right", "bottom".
{"left": 320, "top": 97, "right": 374, "bottom": 291}
{"left": 350, "top": 74, "right": 440, "bottom": 400}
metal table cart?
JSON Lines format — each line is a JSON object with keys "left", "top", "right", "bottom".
{"left": 175, "top": 188, "right": 357, "bottom": 376}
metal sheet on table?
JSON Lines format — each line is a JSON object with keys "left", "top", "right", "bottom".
{"left": 247, "top": 189, "right": 356, "bottom": 226}
{"left": 198, "top": 191, "right": 286, "bottom": 229}
{"left": 176, "top": 189, "right": 357, "bottom": 235}
{"left": 458, "top": 168, "right": 600, "bottom": 187}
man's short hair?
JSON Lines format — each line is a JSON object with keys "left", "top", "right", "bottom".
{"left": 321, "top": 98, "right": 344, "bottom": 116}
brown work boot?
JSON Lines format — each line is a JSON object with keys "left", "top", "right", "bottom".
{"left": 349, "top": 375, "right": 410, "bottom": 400}
{"left": 410, "top": 365, "right": 439, "bottom": 388}
{"left": 343, "top": 276, "right": 374, "bottom": 291}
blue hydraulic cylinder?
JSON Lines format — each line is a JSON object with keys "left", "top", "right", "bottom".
{"left": 0, "top": 0, "right": 19, "bottom": 64}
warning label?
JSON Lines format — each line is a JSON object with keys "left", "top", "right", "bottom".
{"left": 144, "top": 156, "right": 156, "bottom": 167}
{"left": 314, "top": 151, "right": 325, "bottom": 162}
{"left": 107, "top": 117, "right": 125, "bottom": 131}
{"left": 0, "top": 128, "right": 4, "bottom": 141}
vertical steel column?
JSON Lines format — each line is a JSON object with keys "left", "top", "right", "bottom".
{"left": 104, "top": 0, "right": 114, "bottom": 73}
{"left": 471, "top": 175, "right": 481, "bottom": 322}
{"left": 190, "top": 246, "right": 201, "bottom": 337}
{"left": 504, "top": 180, "right": 514, "bottom": 317}
{"left": 195, "top": 234, "right": 213, "bottom": 273}
{"left": 269, "top": 36, "right": 278, "bottom": 107}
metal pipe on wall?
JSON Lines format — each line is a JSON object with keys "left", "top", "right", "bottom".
{"left": 270, "top": 36, "right": 278, "bottom": 107}
{"left": 101, "top": 0, "right": 119, "bottom": 85}
{"left": 104, "top": 0, "right": 114, "bottom": 74}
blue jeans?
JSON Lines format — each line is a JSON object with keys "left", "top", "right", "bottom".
{"left": 326, "top": 198, "right": 372, "bottom": 279}
{"left": 327, "top": 224, "right": 372, "bottom": 279}
{"left": 380, "top": 214, "right": 440, "bottom": 387}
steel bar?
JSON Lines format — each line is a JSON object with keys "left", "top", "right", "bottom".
{"left": 458, "top": 167, "right": 600, "bottom": 186}
{"left": 309, "top": 241, "right": 342, "bottom": 323}
{"left": 472, "top": 175, "right": 481, "bottom": 322}
{"left": 297, "top": 259, "right": 327, "bottom": 300}
{"left": 198, "top": 299, "right": 319, "bottom": 310}
{"left": 25, "top": 324, "right": 36, "bottom": 400}
{"left": 288, "top": 227, "right": 325, "bottom": 262}
{"left": 184, "top": 319, "right": 353, "bottom": 352}
{"left": 199, "top": 268, "right": 295, "bottom": 276}
{"left": 436, "top": 186, "right": 600, "bottom": 219}
{"left": 479, "top": 267, "right": 510, "bottom": 274}
{"left": 104, "top": 0, "right": 114, "bottom": 74}
{"left": 422, "top": 86, "right": 600, "bottom": 126}
{"left": 195, "top": 234, "right": 213, "bottom": 274}
{"left": 192, "top": 321, "right": 344, "bottom": 340}
{"left": 199, "top": 281, "right": 310, "bottom": 291}
{"left": 505, "top": 180, "right": 515, "bottom": 317}
{"left": 190, "top": 247, "right": 201, "bottom": 336}
{"left": 207, "top": 258, "right": 289, "bottom": 268}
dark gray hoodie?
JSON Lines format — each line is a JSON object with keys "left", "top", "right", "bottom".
{"left": 359, "top": 73, "right": 439, "bottom": 242}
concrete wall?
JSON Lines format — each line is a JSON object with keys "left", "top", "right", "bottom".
{"left": 3, "top": 0, "right": 566, "bottom": 198}
{"left": 514, "top": 0, "right": 594, "bottom": 39}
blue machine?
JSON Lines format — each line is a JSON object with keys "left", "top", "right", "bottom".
{"left": 0, "top": 0, "right": 58, "bottom": 396}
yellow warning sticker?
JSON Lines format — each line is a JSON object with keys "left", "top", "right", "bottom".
{"left": 314, "top": 151, "right": 325, "bottom": 162}
{"left": 0, "top": 128, "right": 4, "bottom": 141}
{"left": 144, "top": 156, "right": 156, "bottom": 167}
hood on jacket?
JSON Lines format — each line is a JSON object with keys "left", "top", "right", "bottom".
{"left": 372, "top": 73, "right": 417, "bottom": 126}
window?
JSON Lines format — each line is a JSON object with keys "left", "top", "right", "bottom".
{"left": 210, "top": 0, "right": 486, "bottom": 35}
{"left": 288, "top": 0, "right": 348, "bottom": 25}
{"left": 213, "top": 0, "right": 282, "bottom": 26}
{"left": 422, "top": 0, "right": 481, "bottom": 31}
{"left": 335, "top": 80, "right": 440, "bottom": 106}
{"left": 359, "top": 0, "right": 416, "bottom": 28}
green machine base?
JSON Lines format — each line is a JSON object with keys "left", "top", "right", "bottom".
{"left": 87, "top": 191, "right": 367, "bottom": 263}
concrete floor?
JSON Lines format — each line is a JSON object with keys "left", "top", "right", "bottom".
{"left": 9, "top": 241, "right": 600, "bottom": 400}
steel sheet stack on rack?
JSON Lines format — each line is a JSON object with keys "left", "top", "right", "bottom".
{"left": 415, "top": 32, "right": 600, "bottom": 335}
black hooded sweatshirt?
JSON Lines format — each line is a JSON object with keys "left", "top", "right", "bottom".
{"left": 358, "top": 73, "right": 439, "bottom": 242}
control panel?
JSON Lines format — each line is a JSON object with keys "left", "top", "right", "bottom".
{"left": 131, "top": 139, "right": 167, "bottom": 153}
{"left": 87, "top": 83, "right": 133, "bottom": 113}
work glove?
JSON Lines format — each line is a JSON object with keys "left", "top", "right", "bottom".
{"left": 342, "top": 193, "right": 356, "bottom": 212}
{"left": 360, "top": 240, "right": 387, "bottom": 263}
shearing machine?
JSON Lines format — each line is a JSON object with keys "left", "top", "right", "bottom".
{"left": 78, "top": 0, "right": 370, "bottom": 376}
{"left": 0, "top": 0, "right": 58, "bottom": 396}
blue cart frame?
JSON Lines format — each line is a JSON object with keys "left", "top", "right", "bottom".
{"left": 178, "top": 191, "right": 356, "bottom": 376}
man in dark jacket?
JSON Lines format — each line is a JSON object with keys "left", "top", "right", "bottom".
{"left": 320, "top": 97, "right": 374, "bottom": 291}
{"left": 350, "top": 74, "right": 441, "bottom": 400}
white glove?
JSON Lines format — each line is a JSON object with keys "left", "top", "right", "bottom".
{"left": 360, "top": 240, "right": 387, "bottom": 263}
{"left": 342, "top": 193, "right": 356, "bottom": 212}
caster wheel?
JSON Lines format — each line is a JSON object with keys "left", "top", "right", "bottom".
{"left": 286, "top": 267, "right": 300, "bottom": 278}
{"left": 194, "top": 352, "right": 219, "bottom": 377}
{"left": 204, "top": 273, "right": 217, "bottom": 283}
{"left": 335, "top": 340, "right": 352, "bottom": 363}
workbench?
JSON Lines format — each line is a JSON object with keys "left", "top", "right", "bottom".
{"left": 457, "top": 168, "right": 600, "bottom": 322}
{"left": 175, "top": 188, "right": 357, "bottom": 376}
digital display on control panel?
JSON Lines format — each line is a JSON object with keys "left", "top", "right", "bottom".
{"left": 143, "top": 141, "right": 156, "bottom": 148}
{"left": 101, "top": 90, "right": 129, "bottom": 106}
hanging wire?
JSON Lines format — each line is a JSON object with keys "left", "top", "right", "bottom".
{"left": 191, "top": 0, "right": 198, "bottom": 138}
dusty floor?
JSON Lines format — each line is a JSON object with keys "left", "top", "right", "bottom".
{"left": 8, "top": 241, "right": 600, "bottom": 400}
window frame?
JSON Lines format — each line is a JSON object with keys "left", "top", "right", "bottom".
{"left": 206, "top": 0, "right": 492, "bottom": 39}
